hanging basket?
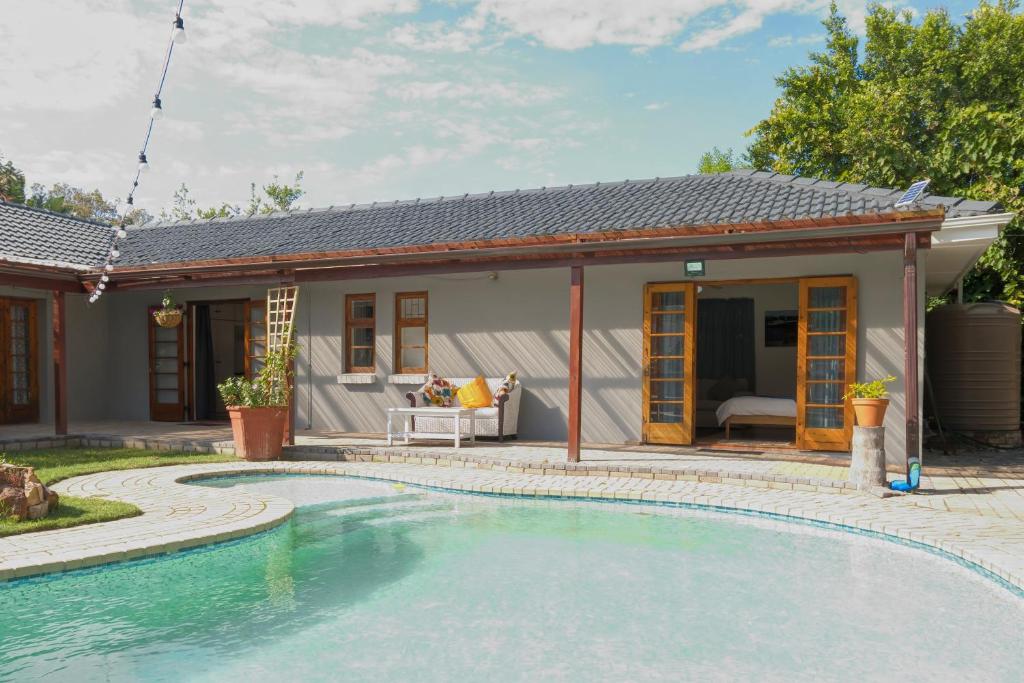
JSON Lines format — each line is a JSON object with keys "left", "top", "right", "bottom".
{"left": 153, "top": 308, "right": 183, "bottom": 328}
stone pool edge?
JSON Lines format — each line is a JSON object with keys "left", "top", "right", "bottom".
{"left": 1, "top": 460, "right": 1021, "bottom": 594}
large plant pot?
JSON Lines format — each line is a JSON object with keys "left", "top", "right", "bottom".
{"left": 227, "top": 406, "right": 287, "bottom": 461}
{"left": 852, "top": 398, "right": 889, "bottom": 428}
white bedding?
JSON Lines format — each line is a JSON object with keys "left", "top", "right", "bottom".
{"left": 716, "top": 396, "right": 797, "bottom": 425}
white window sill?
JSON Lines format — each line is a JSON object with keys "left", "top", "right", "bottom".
{"left": 387, "top": 374, "right": 428, "bottom": 385}
{"left": 337, "top": 373, "right": 377, "bottom": 384}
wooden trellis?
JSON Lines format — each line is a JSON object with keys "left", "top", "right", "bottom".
{"left": 266, "top": 286, "right": 299, "bottom": 352}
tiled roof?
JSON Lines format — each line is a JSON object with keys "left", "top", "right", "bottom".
{"left": 117, "top": 171, "right": 1001, "bottom": 268}
{"left": 0, "top": 201, "right": 116, "bottom": 270}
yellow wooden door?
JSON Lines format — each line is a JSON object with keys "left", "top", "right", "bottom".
{"left": 643, "top": 283, "right": 696, "bottom": 445}
{"left": 797, "top": 277, "right": 857, "bottom": 451}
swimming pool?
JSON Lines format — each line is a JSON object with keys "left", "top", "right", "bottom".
{"left": 1, "top": 474, "right": 1021, "bottom": 681}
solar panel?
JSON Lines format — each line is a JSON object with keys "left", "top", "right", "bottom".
{"left": 894, "top": 179, "right": 930, "bottom": 207}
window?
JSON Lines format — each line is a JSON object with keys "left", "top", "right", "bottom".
{"left": 345, "top": 293, "right": 376, "bottom": 373}
{"left": 394, "top": 292, "right": 428, "bottom": 373}
{"left": 244, "top": 300, "right": 267, "bottom": 379}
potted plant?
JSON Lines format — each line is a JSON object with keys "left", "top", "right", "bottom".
{"left": 843, "top": 375, "right": 896, "bottom": 428}
{"left": 152, "top": 291, "right": 183, "bottom": 328}
{"left": 217, "top": 343, "right": 297, "bottom": 461}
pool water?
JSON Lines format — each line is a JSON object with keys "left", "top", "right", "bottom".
{"left": 1, "top": 475, "right": 1021, "bottom": 682}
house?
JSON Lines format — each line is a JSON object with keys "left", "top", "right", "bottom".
{"left": 0, "top": 171, "right": 1012, "bottom": 465}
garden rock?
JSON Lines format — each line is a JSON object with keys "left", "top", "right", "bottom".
{"left": 0, "top": 464, "right": 58, "bottom": 521}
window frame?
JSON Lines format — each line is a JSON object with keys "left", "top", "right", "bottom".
{"left": 394, "top": 291, "right": 428, "bottom": 374}
{"left": 344, "top": 293, "right": 377, "bottom": 374}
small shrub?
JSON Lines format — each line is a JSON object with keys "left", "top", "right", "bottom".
{"left": 216, "top": 343, "right": 297, "bottom": 408}
{"left": 843, "top": 375, "right": 896, "bottom": 400}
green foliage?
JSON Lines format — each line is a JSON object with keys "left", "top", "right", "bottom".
{"left": 0, "top": 151, "right": 26, "bottom": 203}
{"left": 166, "top": 173, "right": 305, "bottom": 221}
{"left": 843, "top": 375, "right": 896, "bottom": 400}
{"left": 159, "top": 290, "right": 175, "bottom": 310}
{"left": 26, "top": 182, "right": 120, "bottom": 222}
{"left": 747, "top": 0, "right": 1024, "bottom": 307}
{"left": 217, "top": 343, "right": 298, "bottom": 408}
{"left": 696, "top": 147, "right": 750, "bottom": 174}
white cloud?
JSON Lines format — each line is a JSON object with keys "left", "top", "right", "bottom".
{"left": 389, "top": 20, "right": 483, "bottom": 52}
{"left": 644, "top": 102, "right": 669, "bottom": 111}
{"left": 390, "top": 81, "right": 562, "bottom": 107}
{"left": 768, "top": 32, "right": 825, "bottom": 47}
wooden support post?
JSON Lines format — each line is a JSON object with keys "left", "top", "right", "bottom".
{"left": 903, "top": 233, "right": 920, "bottom": 478}
{"left": 285, "top": 359, "right": 296, "bottom": 446}
{"left": 568, "top": 265, "right": 584, "bottom": 462}
{"left": 52, "top": 290, "right": 68, "bottom": 436}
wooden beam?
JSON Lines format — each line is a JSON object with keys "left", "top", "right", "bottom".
{"left": 0, "top": 272, "right": 83, "bottom": 293}
{"left": 52, "top": 290, "right": 68, "bottom": 435}
{"left": 903, "top": 232, "right": 920, "bottom": 476}
{"left": 107, "top": 232, "right": 927, "bottom": 290}
{"left": 567, "top": 265, "right": 584, "bottom": 462}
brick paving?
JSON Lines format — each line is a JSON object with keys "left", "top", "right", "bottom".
{"left": 1, "top": 460, "right": 1022, "bottom": 593}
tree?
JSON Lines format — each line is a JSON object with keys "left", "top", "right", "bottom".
{"left": 696, "top": 147, "right": 749, "bottom": 174}
{"left": 26, "top": 183, "right": 119, "bottom": 223}
{"left": 165, "top": 172, "right": 305, "bottom": 221}
{"left": 747, "top": 0, "right": 1024, "bottom": 307}
{"left": 0, "top": 152, "right": 26, "bottom": 203}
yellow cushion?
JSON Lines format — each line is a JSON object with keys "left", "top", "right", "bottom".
{"left": 456, "top": 376, "right": 492, "bottom": 409}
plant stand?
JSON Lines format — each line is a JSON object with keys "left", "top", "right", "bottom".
{"left": 849, "top": 426, "right": 887, "bottom": 490}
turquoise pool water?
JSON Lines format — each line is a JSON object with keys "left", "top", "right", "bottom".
{"left": 1, "top": 474, "right": 1022, "bottom": 681}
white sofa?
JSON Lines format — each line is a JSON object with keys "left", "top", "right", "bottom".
{"left": 404, "top": 377, "right": 521, "bottom": 441}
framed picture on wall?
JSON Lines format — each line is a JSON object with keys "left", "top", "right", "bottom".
{"left": 765, "top": 310, "right": 798, "bottom": 347}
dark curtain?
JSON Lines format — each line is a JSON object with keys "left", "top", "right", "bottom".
{"left": 194, "top": 305, "right": 216, "bottom": 420}
{"left": 697, "top": 298, "right": 756, "bottom": 391}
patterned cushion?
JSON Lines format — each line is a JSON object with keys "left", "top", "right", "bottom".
{"left": 418, "top": 373, "right": 457, "bottom": 407}
{"left": 492, "top": 371, "right": 519, "bottom": 407}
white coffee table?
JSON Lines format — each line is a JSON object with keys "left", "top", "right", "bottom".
{"left": 386, "top": 407, "right": 477, "bottom": 448}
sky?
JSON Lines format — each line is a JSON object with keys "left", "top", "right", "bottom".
{"left": 0, "top": 0, "right": 980, "bottom": 216}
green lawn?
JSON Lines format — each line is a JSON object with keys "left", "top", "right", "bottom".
{"left": 0, "top": 447, "right": 236, "bottom": 537}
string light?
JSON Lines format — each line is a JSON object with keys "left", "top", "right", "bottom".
{"left": 90, "top": 0, "right": 186, "bottom": 304}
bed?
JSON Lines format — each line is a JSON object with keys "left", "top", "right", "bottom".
{"left": 715, "top": 396, "right": 797, "bottom": 439}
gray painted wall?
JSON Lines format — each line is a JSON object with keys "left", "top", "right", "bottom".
{"left": 11, "top": 250, "right": 923, "bottom": 465}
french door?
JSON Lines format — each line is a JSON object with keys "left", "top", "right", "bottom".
{"left": 797, "top": 277, "right": 857, "bottom": 451}
{"left": 642, "top": 283, "right": 696, "bottom": 445}
{"left": 148, "top": 305, "right": 185, "bottom": 422}
{"left": 0, "top": 298, "right": 39, "bottom": 424}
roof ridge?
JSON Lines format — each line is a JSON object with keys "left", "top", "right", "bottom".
{"left": 0, "top": 198, "right": 119, "bottom": 232}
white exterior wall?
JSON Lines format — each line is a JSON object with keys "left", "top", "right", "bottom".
{"left": 37, "top": 249, "right": 922, "bottom": 465}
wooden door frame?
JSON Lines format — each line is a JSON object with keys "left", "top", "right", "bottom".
{"left": 642, "top": 282, "right": 697, "bottom": 445}
{"left": 0, "top": 297, "right": 41, "bottom": 424}
{"left": 796, "top": 276, "right": 858, "bottom": 451}
{"left": 148, "top": 304, "right": 186, "bottom": 422}
{"left": 185, "top": 298, "right": 251, "bottom": 422}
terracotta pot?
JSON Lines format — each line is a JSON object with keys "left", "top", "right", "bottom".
{"left": 227, "top": 406, "right": 287, "bottom": 461}
{"left": 851, "top": 398, "right": 889, "bottom": 427}
{"left": 153, "top": 308, "right": 183, "bottom": 328}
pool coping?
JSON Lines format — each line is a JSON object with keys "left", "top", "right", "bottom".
{"left": 1, "top": 461, "right": 1022, "bottom": 595}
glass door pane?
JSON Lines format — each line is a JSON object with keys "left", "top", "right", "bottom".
{"left": 797, "top": 278, "right": 856, "bottom": 451}
{"left": 150, "top": 305, "right": 184, "bottom": 421}
{"left": 644, "top": 284, "right": 695, "bottom": 444}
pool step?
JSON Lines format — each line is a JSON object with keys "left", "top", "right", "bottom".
{"left": 295, "top": 495, "right": 454, "bottom": 537}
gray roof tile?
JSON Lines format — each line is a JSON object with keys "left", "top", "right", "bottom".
{"left": 0, "top": 201, "right": 115, "bottom": 270}
{"left": 0, "top": 172, "right": 1004, "bottom": 272}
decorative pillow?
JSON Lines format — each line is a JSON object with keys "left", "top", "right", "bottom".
{"left": 418, "top": 373, "right": 457, "bottom": 407}
{"left": 492, "top": 371, "right": 519, "bottom": 407}
{"left": 456, "top": 376, "right": 492, "bottom": 409}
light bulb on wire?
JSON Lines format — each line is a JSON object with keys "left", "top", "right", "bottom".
{"left": 116, "top": 228, "right": 127, "bottom": 239}
{"left": 111, "top": 249, "right": 120, "bottom": 259}
{"left": 101, "top": 274, "right": 110, "bottom": 282}
{"left": 172, "top": 15, "right": 187, "bottom": 43}
{"left": 150, "top": 96, "right": 163, "bottom": 120}
{"left": 138, "top": 152, "right": 149, "bottom": 174}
